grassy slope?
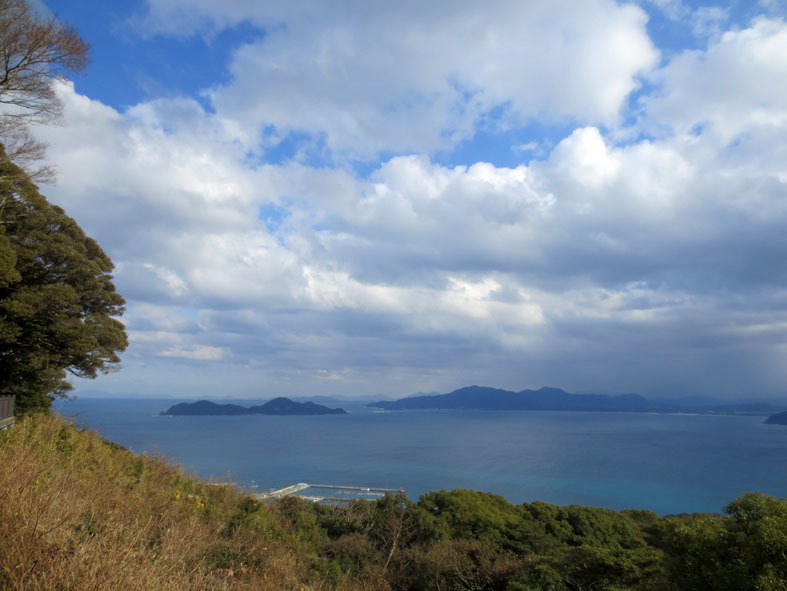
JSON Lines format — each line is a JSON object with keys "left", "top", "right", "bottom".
{"left": 0, "top": 413, "right": 380, "bottom": 591}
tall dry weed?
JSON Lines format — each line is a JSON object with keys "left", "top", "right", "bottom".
{"left": 0, "top": 413, "right": 378, "bottom": 591}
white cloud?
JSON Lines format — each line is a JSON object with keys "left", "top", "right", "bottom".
{"left": 641, "top": 0, "right": 689, "bottom": 21}
{"left": 643, "top": 17, "right": 787, "bottom": 143}
{"left": 690, "top": 6, "right": 729, "bottom": 39}
{"left": 143, "top": 263, "right": 188, "bottom": 297}
{"left": 141, "top": 0, "right": 658, "bottom": 159}
{"left": 513, "top": 142, "right": 540, "bottom": 153}
{"left": 30, "top": 11, "right": 787, "bottom": 398}
{"left": 547, "top": 127, "right": 621, "bottom": 191}
{"left": 161, "top": 345, "right": 229, "bottom": 361}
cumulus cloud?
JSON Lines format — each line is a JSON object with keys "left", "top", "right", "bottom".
{"left": 642, "top": 17, "right": 787, "bottom": 143}
{"left": 28, "top": 7, "right": 787, "bottom": 398}
{"left": 138, "top": 0, "right": 658, "bottom": 159}
{"left": 161, "top": 345, "right": 228, "bottom": 361}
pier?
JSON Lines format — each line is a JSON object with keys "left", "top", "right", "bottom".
{"left": 257, "top": 483, "right": 310, "bottom": 499}
{"left": 309, "top": 484, "right": 403, "bottom": 493}
{"left": 256, "top": 483, "right": 405, "bottom": 505}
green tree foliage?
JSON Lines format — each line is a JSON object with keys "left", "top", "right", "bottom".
{"left": 418, "top": 489, "right": 522, "bottom": 546}
{"left": 263, "top": 488, "right": 787, "bottom": 590}
{"left": 660, "top": 492, "right": 787, "bottom": 591}
{"left": 0, "top": 146, "right": 126, "bottom": 411}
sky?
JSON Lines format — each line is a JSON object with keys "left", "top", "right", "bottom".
{"left": 25, "top": 0, "right": 787, "bottom": 400}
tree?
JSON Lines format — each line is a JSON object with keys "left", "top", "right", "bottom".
{"left": 0, "top": 0, "right": 89, "bottom": 180}
{"left": 0, "top": 145, "right": 126, "bottom": 412}
{"left": 659, "top": 493, "right": 787, "bottom": 590}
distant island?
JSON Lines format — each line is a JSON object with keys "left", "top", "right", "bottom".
{"left": 368, "top": 385, "right": 785, "bottom": 416}
{"left": 764, "top": 411, "right": 787, "bottom": 426}
{"left": 161, "top": 397, "right": 347, "bottom": 416}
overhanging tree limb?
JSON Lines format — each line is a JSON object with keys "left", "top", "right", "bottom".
{"left": 0, "top": 0, "right": 88, "bottom": 180}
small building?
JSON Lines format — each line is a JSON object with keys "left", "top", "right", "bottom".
{"left": 0, "top": 395, "right": 15, "bottom": 430}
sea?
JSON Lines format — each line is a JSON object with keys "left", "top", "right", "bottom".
{"left": 53, "top": 397, "right": 787, "bottom": 516}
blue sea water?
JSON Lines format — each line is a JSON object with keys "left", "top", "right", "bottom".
{"left": 54, "top": 397, "right": 787, "bottom": 515}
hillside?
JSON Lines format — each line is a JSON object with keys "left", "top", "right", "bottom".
{"left": 0, "top": 413, "right": 342, "bottom": 591}
{"left": 3, "top": 413, "right": 787, "bottom": 590}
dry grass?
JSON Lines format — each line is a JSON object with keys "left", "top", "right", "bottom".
{"left": 0, "top": 413, "right": 381, "bottom": 591}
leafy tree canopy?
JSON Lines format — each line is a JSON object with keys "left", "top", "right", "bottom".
{"left": 0, "top": 146, "right": 126, "bottom": 411}
{"left": 660, "top": 492, "right": 787, "bottom": 591}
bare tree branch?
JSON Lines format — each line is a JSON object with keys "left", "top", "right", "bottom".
{"left": 0, "top": 0, "right": 88, "bottom": 179}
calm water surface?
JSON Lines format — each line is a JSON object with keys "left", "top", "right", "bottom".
{"left": 55, "top": 397, "right": 787, "bottom": 515}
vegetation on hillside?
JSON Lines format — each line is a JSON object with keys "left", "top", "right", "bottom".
{"left": 2, "top": 413, "right": 787, "bottom": 591}
{"left": 0, "top": 4, "right": 785, "bottom": 590}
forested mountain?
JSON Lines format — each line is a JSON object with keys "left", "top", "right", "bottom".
{"left": 369, "top": 385, "right": 784, "bottom": 415}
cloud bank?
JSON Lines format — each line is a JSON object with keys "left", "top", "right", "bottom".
{"left": 31, "top": 1, "right": 787, "bottom": 399}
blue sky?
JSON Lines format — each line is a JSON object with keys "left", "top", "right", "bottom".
{"left": 27, "top": 0, "right": 787, "bottom": 399}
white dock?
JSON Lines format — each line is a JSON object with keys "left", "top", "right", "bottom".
{"left": 255, "top": 483, "right": 405, "bottom": 504}
{"left": 257, "top": 482, "right": 310, "bottom": 499}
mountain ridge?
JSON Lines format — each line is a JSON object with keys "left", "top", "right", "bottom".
{"left": 367, "top": 385, "right": 783, "bottom": 415}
